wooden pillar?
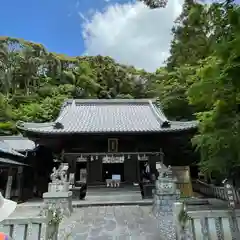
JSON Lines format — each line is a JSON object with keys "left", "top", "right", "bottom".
{"left": 64, "top": 154, "right": 76, "bottom": 174}
{"left": 71, "top": 158, "right": 76, "bottom": 175}
{"left": 149, "top": 155, "right": 158, "bottom": 177}
{"left": 87, "top": 156, "right": 90, "bottom": 184}
{"left": 88, "top": 156, "right": 102, "bottom": 184}
{"left": 99, "top": 156, "right": 103, "bottom": 182}
{"left": 17, "top": 166, "right": 23, "bottom": 202}
{"left": 71, "top": 158, "right": 76, "bottom": 186}
{"left": 136, "top": 157, "right": 140, "bottom": 182}
{"left": 124, "top": 155, "right": 137, "bottom": 183}
{"left": 64, "top": 154, "right": 76, "bottom": 184}
{"left": 5, "top": 167, "right": 13, "bottom": 199}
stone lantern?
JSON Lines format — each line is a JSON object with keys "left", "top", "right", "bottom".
{"left": 153, "top": 163, "right": 180, "bottom": 215}
{"left": 155, "top": 165, "right": 178, "bottom": 195}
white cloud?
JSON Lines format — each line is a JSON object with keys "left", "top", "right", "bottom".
{"left": 81, "top": 0, "right": 183, "bottom": 72}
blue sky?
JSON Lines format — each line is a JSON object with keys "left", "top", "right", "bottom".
{"left": 0, "top": 0, "right": 130, "bottom": 56}
{"left": 1, "top": 0, "right": 227, "bottom": 72}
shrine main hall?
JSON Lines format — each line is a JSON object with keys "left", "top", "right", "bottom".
{"left": 17, "top": 99, "right": 197, "bottom": 186}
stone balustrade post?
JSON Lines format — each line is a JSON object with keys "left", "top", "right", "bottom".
{"left": 173, "top": 202, "right": 190, "bottom": 240}
{"left": 45, "top": 210, "right": 60, "bottom": 240}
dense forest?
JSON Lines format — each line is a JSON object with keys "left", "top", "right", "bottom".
{"left": 1, "top": 0, "right": 240, "bottom": 178}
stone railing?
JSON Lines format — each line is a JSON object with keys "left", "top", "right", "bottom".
{"left": 174, "top": 202, "right": 240, "bottom": 239}
{"left": 0, "top": 189, "right": 74, "bottom": 240}
{"left": 192, "top": 180, "right": 240, "bottom": 202}
{"left": 0, "top": 215, "right": 55, "bottom": 240}
{"left": 0, "top": 163, "right": 74, "bottom": 240}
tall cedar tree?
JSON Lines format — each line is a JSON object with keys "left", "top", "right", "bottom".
{"left": 166, "top": 0, "right": 211, "bottom": 69}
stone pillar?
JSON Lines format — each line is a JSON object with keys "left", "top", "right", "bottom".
{"left": 152, "top": 164, "right": 180, "bottom": 239}
{"left": 43, "top": 191, "right": 73, "bottom": 217}
{"left": 173, "top": 202, "right": 189, "bottom": 240}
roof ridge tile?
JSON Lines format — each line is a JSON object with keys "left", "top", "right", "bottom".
{"left": 62, "top": 98, "right": 157, "bottom": 105}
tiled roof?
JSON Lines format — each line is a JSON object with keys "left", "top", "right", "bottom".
{"left": 0, "top": 157, "right": 27, "bottom": 166}
{"left": 16, "top": 99, "right": 198, "bottom": 134}
{"left": 0, "top": 141, "right": 24, "bottom": 157}
{"left": 0, "top": 135, "right": 36, "bottom": 151}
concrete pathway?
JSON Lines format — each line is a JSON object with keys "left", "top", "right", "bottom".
{"left": 18, "top": 189, "right": 152, "bottom": 208}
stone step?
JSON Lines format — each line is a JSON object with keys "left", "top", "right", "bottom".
{"left": 17, "top": 199, "right": 153, "bottom": 210}
{"left": 72, "top": 199, "right": 153, "bottom": 208}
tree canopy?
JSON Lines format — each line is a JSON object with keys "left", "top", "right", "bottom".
{"left": 153, "top": 0, "right": 240, "bottom": 179}
{"left": 0, "top": 37, "right": 158, "bottom": 134}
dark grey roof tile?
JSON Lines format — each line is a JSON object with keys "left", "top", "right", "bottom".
{"left": 0, "top": 136, "right": 36, "bottom": 151}
{"left": 0, "top": 157, "right": 27, "bottom": 166}
{"left": 0, "top": 141, "right": 24, "bottom": 157}
{"left": 17, "top": 99, "right": 198, "bottom": 134}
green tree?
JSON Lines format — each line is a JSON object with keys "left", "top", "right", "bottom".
{"left": 0, "top": 37, "right": 158, "bottom": 134}
{"left": 155, "top": 65, "right": 196, "bottom": 120}
{"left": 153, "top": 1, "right": 213, "bottom": 120}
{"left": 62, "top": 60, "right": 100, "bottom": 98}
{"left": 167, "top": 0, "right": 212, "bottom": 70}
{"left": 187, "top": 1, "right": 240, "bottom": 178}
